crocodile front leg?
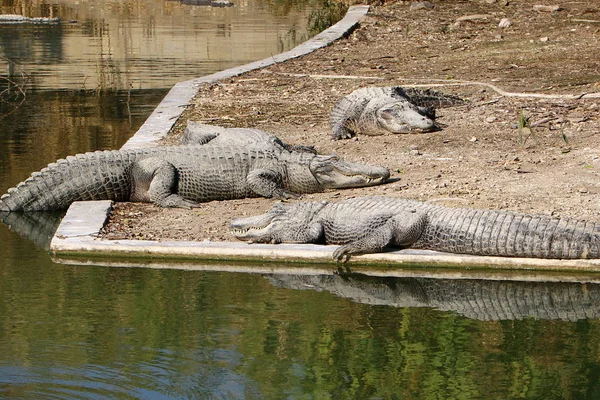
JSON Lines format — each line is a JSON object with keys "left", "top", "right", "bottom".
{"left": 332, "top": 122, "right": 355, "bottom": 140}
{"left": 246, "top": 168, "right": 300, "bottom": 199}
{"left": 130, "top": 158, "right": 201, "bottom": 208}
{"left": 332, "top": 210, "right": 428, "bottom": 262}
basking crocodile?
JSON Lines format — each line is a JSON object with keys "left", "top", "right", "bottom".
{"left": 266, "top": 273, "right": 600, "bottom": 321}
{"left": 230, "top": 196, "right": 600, "bottom": 261}
{"left": 329, "top": 86, "right": 466, "bottom": 139}
{"left": 182, "top": 121, "right": 316, "bottom": 154}
{"left": 0, "top": 146, "right": 389, "bottom": 211}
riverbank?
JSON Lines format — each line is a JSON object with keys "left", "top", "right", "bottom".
{"left": 101, "top": 0, "right": 600, "bottom": 244}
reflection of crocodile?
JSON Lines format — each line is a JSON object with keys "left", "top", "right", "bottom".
{"left": 266, "top": 273, "right": 600, "bottom": 321}
{"left": 230, "top": 196, "right": 600, "bottom": 261}
{"left": 0, "top": 14, "right": 60, "bottom": 24}
{"left": 0, "top": 147, "right": 389, "bottom": 211}
{"left": 330, "top": 87, "right": 466, "bottom": 139}
{"left": 1, "top": 211, "right": 64, "bottom": 250}
{"left": 182, "top": 121, "right": 316, "bottom": 153}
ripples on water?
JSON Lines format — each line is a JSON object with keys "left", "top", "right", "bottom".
{"left": 2, "top": 260, "right": 600, "bottom": 398}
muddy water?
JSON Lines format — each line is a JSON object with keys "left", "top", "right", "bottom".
{"left": 2, "top": 0, "right": 600, "bottom": 397}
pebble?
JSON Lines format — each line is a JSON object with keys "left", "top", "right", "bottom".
{"left": 533, "top": 4, "right": 562, "bottom": 12}
{"left": 498, "top": 18, "right": 511, "bottom": 28}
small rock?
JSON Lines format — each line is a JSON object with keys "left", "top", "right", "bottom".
{"left": 455, "top": 14, "right": 492, "bottom": 23}
{"left": 452, "top": 14, "right": 491, "bottom": 28}
{"left": 409, "top": 149, "right": 422, "bottom": 156}
{"left": 533, "top": 4, "right": 562, "bottom": 12}
{"left": 410, "top": 1, "right": 435, "bottom": 10}
{"left": 486, "top": 116, "right": 497, "bottom": 123}
{"left": 498, "top": 18, "right": 511, "bottom": 28}
{"left": 540, "top": 36, "right": 549, "bottom": 42}
{"left": 469, "top": 136, "right": 478, "bottom": 142}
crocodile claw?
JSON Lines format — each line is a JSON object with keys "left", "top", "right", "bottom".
{"left": 333, "top": 245, "right": 352, "bottom": 263}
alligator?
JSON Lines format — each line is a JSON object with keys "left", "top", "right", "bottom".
{"left": 182, "top": 121, "right": 317, "bottom": 154}
{"left": 266, "top": 273, "right": 600, "bottom": 321}
{"left": 0, "top": 14, "right": 60, "bottom": 24}
{"left": 329, "top": 86, "right": 466, "bottom": 139}
{"left": 230, "top": 196, "right": 600, "bottom": 261}
{"left": 0, "top": 146, "right": 390, "bottom": 211}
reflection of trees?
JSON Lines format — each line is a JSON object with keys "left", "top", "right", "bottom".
{"left": 257, "top": 0, "right": 347, "bottom": 24}
{"left": 1, "top": 264, "right": 600, "bottom": 397}
{"left": 0, "top": 57, "right": 30, "bottom": 120}
{"left": 307, "top": 0, "right": 348, "bottom": 36}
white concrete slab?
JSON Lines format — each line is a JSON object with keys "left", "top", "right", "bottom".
{"left": 50, "top": 200, "right": 600, "bottom": 273}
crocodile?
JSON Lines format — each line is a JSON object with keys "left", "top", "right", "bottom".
{"left": 266, "top": 273, "right": 600, "bottom": 321}
{"left": 230, "top": 196, "right": 600, "bottom": 261}
{"left": 0, "top": 146, "right": 390, "bottom": 211}
{"left": 181, "top": 121, "right": 317, "bottom": 154}
{"left": 329, "top": 86, "right": 466, "bottom": 139}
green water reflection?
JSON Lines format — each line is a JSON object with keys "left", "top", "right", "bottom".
{"left": 2, "top": 233, "right": 600, "bottom": 398}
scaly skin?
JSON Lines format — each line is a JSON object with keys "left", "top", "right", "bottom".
{"left": 267, "top": 274, "right": 600, "bottom": 321}
{"left": 329, "top": 86, "right": 466, "bottom": 139}
{"left": 0, "top": 146, "right": 390, "bottom": 211}
{"left": 230, "top": 196, "right": 600, "bottom": 261}
{"left": 181, "top": 121, "right": 317, "bottom": 154}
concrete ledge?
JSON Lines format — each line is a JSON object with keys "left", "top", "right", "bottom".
{"left": 51, "top": 200, "right": 600, "bottom": 274}
{"left": 121, "top": 5, "right": 369, "bottom": 150}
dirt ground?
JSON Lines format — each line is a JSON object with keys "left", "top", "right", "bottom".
{"left": 102, "top": 0, "right": 600, "bottom": 243}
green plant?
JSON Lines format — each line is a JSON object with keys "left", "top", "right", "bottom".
{"left": 517, "top": 109, "right": 534, "bottom": 147}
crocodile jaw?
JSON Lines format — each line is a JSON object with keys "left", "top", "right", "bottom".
{"left": 377, "top": 104, "right": 436, "bottom": 133}
{"left": 230, "top": 212, "right": 278, "bottom": 243}
{"left": 311, "top": 155, "right": 390, "bottom": 189}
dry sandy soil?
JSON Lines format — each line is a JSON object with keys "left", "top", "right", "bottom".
{"left": 102, "top": 0, "right": 600, "bottom": 243}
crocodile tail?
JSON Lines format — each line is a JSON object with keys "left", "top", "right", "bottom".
{"left": 0, "top": 149, "right": 137, "bottom": 211}
{"left": 400, "top": 87, "right": 467, "bottom": 109}
{"left": 423, "top": 208, "right": 600, "bottom": 259}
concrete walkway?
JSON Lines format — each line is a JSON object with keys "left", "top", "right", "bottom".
{"left": 49, "top": 5, "right": 600, "bottom": 275}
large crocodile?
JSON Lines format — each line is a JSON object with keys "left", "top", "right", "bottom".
{"left": 182, "top": 121, "right": 316, "bottom": 153}
{"left": 266, "top": 273, "right": 600, "bottom": 321}
{"left": 0, "top": 146, "right": 389, "bottom": 211}
{"left": 329, "top": 86, "right": 466, "bottom": 139}
{"left": 230, "top": 196, "right": 600, "bottom": 261}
